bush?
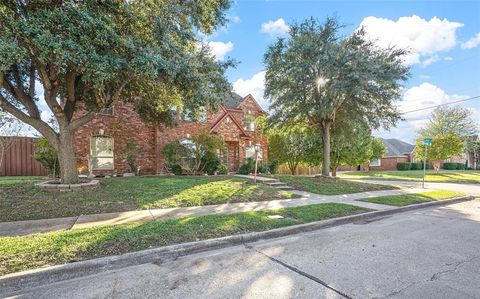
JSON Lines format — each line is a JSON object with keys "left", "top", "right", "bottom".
{"left": 217, "top": 164, "right": 228, "bottom": 175}
{"left": 257, "top": 162, "right": 270, "bottom": 174}
{"left": 396, "top": 162, "right": 412, "bottom": 171}
{"left": 456, "top": 163, "right": 466, "bottom": 170}
{"left": 124, "top": 138, "right": 138, "bottom": 173}
{"left": 268, "top": 159, "right": 279, "bottom": 174}
{"left": 171, "top": 164, "right": 182, "bottom": 175}
{"left": 201, "top": 151, "right": 220, "bottom": 175}
{"left": 34, "top": 138, "right": 60, "bottom": 177}
{"left": 238, "top": 164, "right": 251, "bottom": 175}
{"left": 442, "top": 162, "right": 457, "bottom": 170}
{"left": 410, "top": 162, "right": 423, "bottom": 170}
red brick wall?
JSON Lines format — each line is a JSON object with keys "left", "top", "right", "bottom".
{"left": 370, "top": 156, "right": 409, "bottom": 171}
{"left": 74, "top": 104, "right": 156, "bottom": 175}
{"left": 74, "top": 95, "right": 269, "bottom": 174}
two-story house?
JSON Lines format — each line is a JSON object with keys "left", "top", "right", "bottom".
{"left": 73, "top": 93, "right": 267, "bottom": 175}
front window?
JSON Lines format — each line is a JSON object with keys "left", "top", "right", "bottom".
{"left": 246, "top": 144, "right": 263, "bottom": 160}
{"left": 244, "top": 115, "right": 256, "bottom": 131}
{"left": 369, "top": 159, "right": 381, "bottom": 167}
{"left": 91, "top": 136, "right": 114, "bottom": 169}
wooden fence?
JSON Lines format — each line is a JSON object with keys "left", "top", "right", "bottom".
{"left": 0, "top": 136, "right": 48, "bottom": 176}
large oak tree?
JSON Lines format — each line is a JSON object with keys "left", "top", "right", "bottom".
{"left": 264, "top": 17, "right": 409, "bottom": 176}
{"left": 0, "top": 0, "right": 233, "bottom": 183}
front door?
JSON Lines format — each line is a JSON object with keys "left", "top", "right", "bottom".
{"left": 226, "top": 142, "right": 239, "bottom": 172}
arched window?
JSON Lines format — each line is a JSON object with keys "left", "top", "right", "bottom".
{"left": 90, "top": 136, "right": 114, "bottom": 170}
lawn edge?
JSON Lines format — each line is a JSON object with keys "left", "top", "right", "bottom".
{"left": 0, "top": 195, "right": 475, "bottom": 297}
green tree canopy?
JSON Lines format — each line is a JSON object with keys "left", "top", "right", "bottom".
{"left": 330, "top": 113, "right": 387, "bottom": 176}
{"left": 267, "top": 125, "right": 322, "bottom": 174}
{"left": 414, "top": 134, "right": 464, "bottom": 171}
{"left": 419, "top": 106, "right": 478, "bottom": 139}
{"left": 0, "top": 0, "right": 233, "bottom": 183}
{"left": 264, "top": 17, "right": 409, "bottom": 176}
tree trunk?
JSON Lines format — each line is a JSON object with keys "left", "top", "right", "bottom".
{"left": 56, "top": 128, "right": 79, "bottom": 184}
{"left": 321, "top": 121, "right": 332, "bottom": 177}
{"left": 331, "top": 166, "right": 337, "bottom": 177}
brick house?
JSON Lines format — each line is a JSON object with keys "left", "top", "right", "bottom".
{"left": 368, "top": 138, "right": 415, "bottom": 171}
{"left": 73, "top": 93, "right": 267, "bottom": 175}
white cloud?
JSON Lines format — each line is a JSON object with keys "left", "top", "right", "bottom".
{"left": 444, "top": 56, "right": 453, "bottom": 61}
{"left": 233, "top": 71, "right": 268, "bottom": 110}
{"left": 421, "top": 54, "right": 439, "bottom": 66}
{"left": 205, "top": 41, "right": 234, "bottom": 60}
{"left": 261, "top": 18, "right": 289, "bottom": 37}
{"left": 461, "top": 32, "right": 480, "bottom": 49}
{"left": 375, "top": 83, "right": 474, "bottom": 142}
{"left": 358, "top": 15, "right": 463, "bottom": 65}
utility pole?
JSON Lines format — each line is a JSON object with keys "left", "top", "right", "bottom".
{"left": 422, "top": 138, "right": 432, "bottom": 189}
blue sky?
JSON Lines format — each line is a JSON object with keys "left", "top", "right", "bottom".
{"left": 203, "top": 0, "right": 480, "bottom": 143}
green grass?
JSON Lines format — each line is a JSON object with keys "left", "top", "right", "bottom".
{"left": 340, "top": 170, "right": 480, "bottom": 184}
{"left": 268, "top": 174, "right": 397, "bottom": 195}
{"left": 0, "top": 176, "right": 300, "bottom": 222}
{"left": 358, "top": 190, "right": 465, "bottom": 207}
{"left": 0, "top": 203, "right": 370, "bottom": 276}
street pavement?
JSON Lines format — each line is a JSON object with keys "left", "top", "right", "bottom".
{"left": 8, "top": 199, "right": 480, "bottom": 299}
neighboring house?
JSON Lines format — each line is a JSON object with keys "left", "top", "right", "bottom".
{"left": 73, "top": 93, "right": 267, "bottom": 175}
{"left": 368, "top": 138, "right": 415, "bottom": 171}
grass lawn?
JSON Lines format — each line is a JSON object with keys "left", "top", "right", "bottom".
{"left": 339, "top": 170, "right": 480, "bottom": 184}
{"left": 0, "top": 176, "right": 300, "bottom": 222}
{"left": 268, "top": 174, "right": 397, "bottom": 195}
{"left": 0, "top": 202, "right": 370, "bottom": 276}
{"left": 358, "top": 190, "right": 465, "bottom": 207}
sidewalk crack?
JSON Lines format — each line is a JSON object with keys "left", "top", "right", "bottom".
{"left": 244, "top": 244, "right": 352, "bottom": 299}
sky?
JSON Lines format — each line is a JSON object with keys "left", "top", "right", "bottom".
{"left": 202, "top": 0, "right": 480, "bottom": 144}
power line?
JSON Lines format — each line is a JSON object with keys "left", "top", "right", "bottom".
{"left": 400, "top": 95, "right": 480, "bottom": 115}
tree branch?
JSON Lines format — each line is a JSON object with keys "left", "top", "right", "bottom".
{"left": 0, "top": 93, "right": 58, "bottom": 143}
{"left": 70, "top": 111, "right": 96, "bottom": 130}
{"left": 1, "top": 71, "right": 41, "bottom": 119}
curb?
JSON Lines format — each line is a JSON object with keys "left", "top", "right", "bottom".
{"left": 0, "top": 195, "right": 475, "bottom": 296}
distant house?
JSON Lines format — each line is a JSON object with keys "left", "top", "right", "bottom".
{"left": 368, "top": 138, "right": 415, "bottom": 171}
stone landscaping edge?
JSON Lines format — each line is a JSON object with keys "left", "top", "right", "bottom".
{"left": 34, "top": 180, "right": 99, "bottom": 192}
{"left": 0, "top": 195, "right": 475, "bottom": 297}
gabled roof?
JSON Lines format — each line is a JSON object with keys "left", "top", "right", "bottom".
{"left": 381, "top": 138, "right": 415, "bottom": 157}
{"left": 209, "top": 108, "right": 248, "bottom": 137}
{"left": 223, "top": 92, "right": 244, "bottom": 109}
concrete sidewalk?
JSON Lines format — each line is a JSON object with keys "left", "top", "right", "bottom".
{"left": 0, "top": 188, "right": 427, "bottom": 237}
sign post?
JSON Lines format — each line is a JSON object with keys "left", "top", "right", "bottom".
{"left": 422, "top": 138, "right": 433, "bottom": 188}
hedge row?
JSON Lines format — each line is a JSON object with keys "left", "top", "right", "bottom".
{"left": 442, "top": 162, "right": 466, "bottom": 170}
{"left": 396, "top": 162, "right": 424, "bottom": 171}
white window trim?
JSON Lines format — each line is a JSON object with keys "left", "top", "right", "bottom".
{"left": 369, "top": 159, "right": 381, "bottom": 167}
{"left": 90, "top": 136, "right": 115, "bottom": 170}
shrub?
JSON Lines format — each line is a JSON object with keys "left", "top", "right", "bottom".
{"left": 171, "top": 164, "right": 182, "bottom": 175}
{"left": 217, "top": 164, "right": 228, "bottom": 175}
{"left": 34, "top": 138, "right": 60, "bottom": 177}
{"left": 268, "top": 159, "right": 279, "bottom": 174}
{"left": 238, "top": 164, "right": 251, "bottom": 175}
{"left": 456, "top": 163, "right": 466, "bottom": 170}
{"left": 396, "top": 162, "right": 412, "bottom": 171}
{"left": 124, "top": 138, "right": 138, "bottom": 173}
{"left": 201, "top": 151, "right": 220, "bottom": 175}
{"left": 410, "top": 162, "right": 423, "bottom": 170}
{"left": 258, "top": 162, "right": 270, "bottom": 174}
{"left": 442, "top": 162, "right": 457, "bottom": 170}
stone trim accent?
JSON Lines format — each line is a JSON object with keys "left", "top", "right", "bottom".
{"left": 34, "top": 180, "right": 99, "bottom": 192}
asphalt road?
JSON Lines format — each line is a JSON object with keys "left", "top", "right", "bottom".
{"left": 10, "top": 199, "right": 480, "bottom": 299}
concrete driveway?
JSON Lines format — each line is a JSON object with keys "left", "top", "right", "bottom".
{"left": 8, "top": 199, "right": 480, "bottom": 299}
